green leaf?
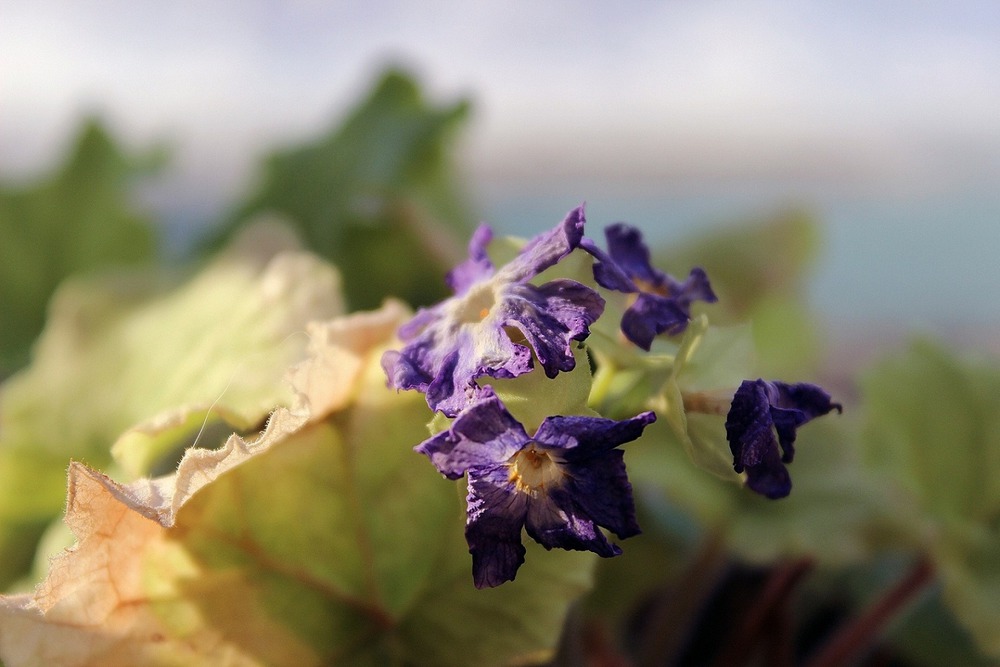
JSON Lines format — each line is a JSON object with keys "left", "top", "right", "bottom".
{"left": 0, "top": 304, "right": 594, "bottom": 666}
{"left": 207, "top": 69, "right": 475, "bottom": 311}
{"left": 490, "top": 345, "right": 594, "bottom": 433}
{"left": 0, "top": 118, "right": 161, "bottom": 376}
{"left": 658, "top": 208, "right": 820, "bottom": 320}
{"left": 726, "top": 419, "right": 905, "bottom": 566}
{"left": 653, "top": 315, "right": 753, "bottom": 483}
{"left": 0, "top": 222, "right": 344, "bottom": 589}
{"left": 656, "top": 209, "right": 823, "bottom": 375}
{"left": 889, "top": 585, "right": 998, "bottom": 667}
{"left": 863, "top": 339, "right": 1000, "bottom": 521}
{"left": 861, "top": 339, "right": 1000, "bottom": 657}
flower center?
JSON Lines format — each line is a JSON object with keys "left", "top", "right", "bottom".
{"left": 453, "top": 282, "right": 497, "bottom": 324}
{"left": 508, "top": 444, "right": 564, "bottom": 495}
{"left": 633, "top": 277, "right": 670, "bottom": 298}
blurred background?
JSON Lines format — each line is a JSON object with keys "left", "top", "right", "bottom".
{"left": 2, "top": 0, "right": 999, "bottom": 362}
{"left": 3, "top": 4, "right": 1000, "bottom": 664}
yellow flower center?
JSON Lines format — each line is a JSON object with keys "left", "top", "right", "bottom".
{"left": 507, "top": 444, "right": 565, "bottom": 495}
{"left": 633, "top": 277, "right": 670, "bottom": 297}
{"left": 452, "top": 282, "right": 497, "bottom": 324}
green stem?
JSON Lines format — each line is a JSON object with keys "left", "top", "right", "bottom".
{"left": 588, "top": 362, "right": 618, "bottom": 409}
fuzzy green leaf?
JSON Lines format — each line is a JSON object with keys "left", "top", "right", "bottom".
{"left": 861, "top": 339, "right": 1000, "bottom": 656}
{"left": 0, "top": 223, "right": 343, "bottom": 589}
{"left": 207, "top": 69, "right": 475, "bottom": 311}
{"left": 0, "top": 119, "right": 161, "bottom": 376}
{"left": 0, "top": 305, "right": 594, "bottom": 666}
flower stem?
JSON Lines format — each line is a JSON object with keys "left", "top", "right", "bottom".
{"left": 710, "top": 557, "right": 814, "bottom": 667}
{"left": 805, "top": 556, "right": 935, "bottom": 667}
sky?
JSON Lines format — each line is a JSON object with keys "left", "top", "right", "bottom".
{"left": 3, "top": 2, "right": 999, "bottom": 199}
{"left": 2, "top": 1, "right": 999, "bottom": 332}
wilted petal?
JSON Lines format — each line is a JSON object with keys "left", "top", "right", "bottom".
{"left": 446, "top": 224, "right": 494, "bottom": 295}
{"left": 533, "top": 411, "right": 657, "bottom": 459}
{"left": 498, "top": 206, "right": 587, "bottom": 283}
{"left": 499, "top": 280, "right": 604, "bottom": 378}
{"left": 561, "top": 449, "right": 641, "bottom": 540}
{"left": 585, "top": 222, "right": 717, "bottom": 349}
{"left": 726, "top": 379, "right": 841, "bottom": 499}
{"left": 421, "top": 394, "right": 654, "bottom": 586}
{"left": 416, "top": 389, "right": 529, "bottom": 479}
{"left": 524, "top": 488, "right": 620, "bottom": 557}
{"left": 466, "top": 465, "right": 529, "bottom": 588}
{"left": 384, "top": 206, "right": 601, "bottom": 416}
{"left": 603, "top": 223, "right": 664, "bottom": 286}
{"left": 620, "top": 293, "right": 690, "bottom": 350}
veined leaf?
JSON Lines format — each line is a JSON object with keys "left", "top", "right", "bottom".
{"left": 207, "top": 69, "right": 475, "bottom": 311}
{"left": 0, "top": 222, "right": 343, "bottom": 589}
{"left": 0, "top": 303, "right": 595, "bottom": 666}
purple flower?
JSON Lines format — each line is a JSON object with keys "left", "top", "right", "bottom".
{"left": 725, "top": 379, "right": 842, "bottom": 499}
{"left": 584, "top": 223, "right": 716, "bottom": 350}
{"left": 382, "top": 206, "right": 605, "bottom": 416}
{"left": 416, "top": 388, "right": 656, "bottom": 588}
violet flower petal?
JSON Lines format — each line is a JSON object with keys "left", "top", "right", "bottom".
{"left": 584, "top": 222, "right": 717, "bottom": 349}
{"left": 498, "top": 280, "right": 604, "bottom": 378}
{"left": 579, "top": 237, "right": 636, "bottom": 292}
{"left": 619, "top": 292, "right": 690, "bottom": 350}
{"left": 524, "top": 487, "right": 621, "bottom": 557}
{"left": 446, "top": 224, "right": 494, "bottom": 295}
{"left": 560, "top": 449, "right": 642, "bottom": 539}
{"left": 533, "top": 411, "right": 657, "bottom": 459}
{"left": 383, "top": 206, "right": 602, "bottom": 416}
{"left": 466, "top": 465, "right": 529, "bottom": 588}
{"left": 725, "top": 379, "right": 842, "bottom": 499}
{"left": 603, "top": 223, "right": 665, "bottom": 287}
{"left": 415, "top": 392, "right": 654, "bottom": 586}
{"left": 416, "top": 389, "right": 528, "bottom": 479}
{"left": 498, "top": 205, "right": 586, "bottom": 283}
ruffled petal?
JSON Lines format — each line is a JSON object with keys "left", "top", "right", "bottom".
{"left": 524, "top": 487, "right": 620, "bottom": 557}
{"left": 744, "top": 446, "right": 793, "bottom": 499}
{"left": 466, "top": 464, "right": 530, "bottom": 588}
{"left": 584, "top": 222, "right": 717, "bottom": 346}
{"left": 416, "top": 390, "right": 530, "bottom": 478}
{"left": 498, "top": 205, "right": 587, "bottom": 283}
{"left": 580, "top": 236, "right": 637, "bottom": 292}
{"left": 446, "top": 224, "right": 495, "bottom": 295}
{"left": 533, "top": 411, "right": 656, "bottom": 460}
{"left": 666, "top": 266, "right": 717, "bottom": 308}
{"left": 603, "top": 223, "right": 666, "bottom": 287}
{"left": 725, "top": 379, "right": 841, "bottom": 499}
{"left": 620, "top": 293, "right": 690, "bottom": 350}
{"left": 400, "top": 313, "right": 532, "bottom": 416}
{"left": 562, "top": 449, "right": 641, "bottom": 539}
{"left": 499, "top": 280, "right": 604, "bottom": 378}
{"left": 385, "top": 208, "right": 599, "bottom": 416}
{"left": 381, "top": 348, "right": 432, "bottom": 394}
{"left": 726, "top": 380, "right": 777, "bottom": 471}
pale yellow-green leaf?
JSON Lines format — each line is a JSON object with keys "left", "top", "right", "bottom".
{"left": 652, "top": 315, "right": 752, "bottom": 484}
{"left": 0, "top": 302, "right": 595, "bottom": 666}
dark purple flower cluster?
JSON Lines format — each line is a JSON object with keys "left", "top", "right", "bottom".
{"left": 382, "top": 207, "right": 658, "bottom": 586}
{"left": 382, "top": 204, "right": 841, "bottom": 586}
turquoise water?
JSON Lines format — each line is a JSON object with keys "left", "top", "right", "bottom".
{"left": 477, "top": 187, "right": 1000, "bottom": 331}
